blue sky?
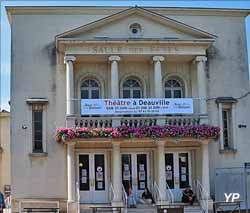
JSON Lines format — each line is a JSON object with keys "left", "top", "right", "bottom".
{"left": 1, "top": 1, "right": 250, "bottom": 111}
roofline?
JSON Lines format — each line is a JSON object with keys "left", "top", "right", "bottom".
{"left": 55, "top": 6, "right": 216, "bottom": 41}
{"left": 6, "top": 5, "right": 250, "bottom": 24}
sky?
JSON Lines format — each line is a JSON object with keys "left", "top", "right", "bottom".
{"left": 1, "top": 0, "right": 250, "bottom": 111}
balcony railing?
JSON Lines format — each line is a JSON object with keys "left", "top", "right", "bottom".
{"left": 66, "top": 115, "right": 207, "bottom": 128}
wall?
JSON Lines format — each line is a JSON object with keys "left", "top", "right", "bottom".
{"left": 0, "top": 111, "right": 11, "bottom": 196}
{"left": 8, "top": 6, "right": 250, "bottom": 202}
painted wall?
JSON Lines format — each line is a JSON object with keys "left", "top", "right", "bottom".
{"left": 8, "top": 6, "right": 250, "bottom": 203}
{"left": 0, "top": 111, "right": 11, "bottom": 196}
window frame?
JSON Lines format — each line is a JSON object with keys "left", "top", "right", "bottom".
{"left": 26, "top": 98, "right": 48, "bottom": 155}
{"left": 216, "top": 98, "right": 237, "bottom": 153}
{"left": 164, "top": 78, "right": 185, "bottom": 99}
{"left": 80, "top": 79, "right": 101, "bottom": 99}
{"left": 121, "top": 78, "right": 143, "bottom": 99}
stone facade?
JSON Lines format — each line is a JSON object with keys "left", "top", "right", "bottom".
{"left": 0, "top": 111, "right": 11, "bottom": 197}
{"left": 6, "top": 5, "right": 250, "bottom": 212}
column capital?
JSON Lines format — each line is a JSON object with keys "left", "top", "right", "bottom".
{"left": 195, "top": 56, "right": 207, "bottom": 63}
{"left": 64, "top": 55, "right": 76, "bottom": 64}
{"left": 153, "top": 56, "right": 165, "bottom": 62}
{"left": 108, "top": 55, "right": 121, "bottom": 62}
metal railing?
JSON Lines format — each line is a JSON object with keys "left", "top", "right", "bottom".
{"left": 166, "top": 182, "right": 174, "bottom": 204}
{"left": 76, "top": 182, "right": 80, "bottom": 213}
{"left": 122, "top": 185, "right": 128, "bottom": 213}
{"left": 109, "top": 183, "right": 115, "bottom": 201}
{"left": 153, "top": 182, "right": 163, "bottom": 206}
{"left": 195, "top": 179, "right": 209, "bottom": 213}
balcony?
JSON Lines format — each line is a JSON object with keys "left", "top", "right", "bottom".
{"left": 65, "top": 98, "right": 208, "bottom": 128}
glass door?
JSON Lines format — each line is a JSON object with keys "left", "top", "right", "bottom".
{"left": 165, "top": 152, "right": 191, "bottom": 202}
{"left": 79, "top": 153, "right": 108, "bottom": 203}
{"left": 121, "top": 153, "right": 149, "bottom": 201}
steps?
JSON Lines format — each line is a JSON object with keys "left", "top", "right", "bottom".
{"left": 128, "top": 204, "right": 157, "bottom": 213}
{"left": 80, "top": 203, "right": 203, "bottom": 213}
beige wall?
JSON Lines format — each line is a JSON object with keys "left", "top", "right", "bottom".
{"left": 7, "top": 6, "right": 250, "bottom": 201}
{"left": 0, "top": 111, "right": 11, "bottom": 196}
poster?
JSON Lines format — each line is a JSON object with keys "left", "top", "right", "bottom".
{"left": 81, "top": 169, "right": 87, "bottom": 176}
{"left": 181, "top": 174, "right": 187, "bottom": 182}
{"left": 139, "top": 171, "right": 146, "bottom": 181}
{"left": 123, "top": 171, "right": 130, "bottom": 180}
{"left": 166, "top": 171, "right": 173, "bottom": 180}
{"left": 124, "top": 164, "right": 129, "bottom": 171}
{"left": 81, "top": 177, "right": 87, "bottom": 184}
{"left": 181, "top": 167, "right": 187, "bottom": 174}
{"left": 139, "top": 164, "right": 145, "bottom": 171}
{"left": 140, "top": 182, "right": 145, "bottom": 189}
{"left": 97, "top": 182, "right": 103, "bottom": 189}
{"left": 180, "top": 156, "right": 186, "bottom": 162}
{"left": 96, "top": 172, "right": 103, "bottom": 181}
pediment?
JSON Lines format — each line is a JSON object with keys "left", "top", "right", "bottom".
{"left": 56, "top": 7, "right": 216, "bottom": 41}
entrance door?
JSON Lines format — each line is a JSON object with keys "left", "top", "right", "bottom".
{"left": 78, "top": 153, "right": 108, "bottom": 203}
{"left": 165, "top": 152, "right": 191, "bottom": 202}
{"left": 121, "top": 153, "right": 149, "bottom": 201}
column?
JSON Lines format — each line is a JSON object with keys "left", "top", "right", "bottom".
{"left": 153, "top": 56, "right": 165, "bottom": 98}
{"left": 157, "top": 141, "right": 167, "bottom": 201}
{"left": 201, "top": 140, "right": 210, "bottom": 197}
{"left": 112, "top": 142, "right": 123, "bottom": 205}
{"left": 64, "top": 55, "right": 76, "bottom": 116}
{"left": 195, "top": 56, "right": 207, "bottom": 114}
{"left": 109, "top": 56, "right": 121, "bottom": 98}
{"left": 67, "top": 143, "right": 76, "bottom": 202}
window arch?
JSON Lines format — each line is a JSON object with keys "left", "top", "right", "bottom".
{"left": 80, "top": 79, "right": 100, "bottom": 99}
{"left": 122, "top": 78, "right": 142, "bottom": 98}
{"left": 164, "top": 78, "right": 184, "bottom": 98}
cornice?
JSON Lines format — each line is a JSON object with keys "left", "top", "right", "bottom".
{"left": 6, "top": 6, "right": 250, "bottom": 24}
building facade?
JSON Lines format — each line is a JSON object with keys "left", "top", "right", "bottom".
{"left": 0, "top": 110, "right": 11, "bottom": 198}
{"left": 6, "top": 6, "right": 250, "bottom": 212}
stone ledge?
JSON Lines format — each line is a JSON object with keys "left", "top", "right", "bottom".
{"left": 219, "top": 148, "right": 237, "bottom": 154}
{"left": 29, "top": 152, "right": 48, "bottom": 158}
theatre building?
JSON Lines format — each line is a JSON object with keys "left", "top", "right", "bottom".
{"left": 6, "top": 5, "right": 250, "bottom": 213}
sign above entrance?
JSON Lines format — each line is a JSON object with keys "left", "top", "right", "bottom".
{"left": 81, "top": 98, "right": 193, "bottom": 115}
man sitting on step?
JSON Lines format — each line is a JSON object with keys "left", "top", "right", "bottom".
{"left": 182, "top": 185, "right": 196, "bottom": 205}
{"left": 139, "top": 187, "right": 154, "bottom": 205}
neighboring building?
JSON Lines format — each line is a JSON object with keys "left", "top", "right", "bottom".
{"left": 0, "top": 110, "right": 11, "bottom": 198}
{"left": 6, "top": 6, "right": 250, "bottom": 212}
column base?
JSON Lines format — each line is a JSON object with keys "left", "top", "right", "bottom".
{"left": 112, "top": 200, "right": 124, "bottom": 207}
{"left": 67, "top": 200, "right": 78, "bottom": 213}
{"left": 208, "top": 199, "right": 213, "bottom": 210}
{"left": 156, "top": 200, "right": 170, "bottom": 206}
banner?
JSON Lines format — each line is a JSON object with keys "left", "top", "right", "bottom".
{"left": 81, "top": 98, "right": 193, "bottom": 115}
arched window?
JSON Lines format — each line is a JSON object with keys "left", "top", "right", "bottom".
{"left": 164, "top": 78, "right": 184, "bottom": 98}
{"left": 122, "top": 79, "right": 142, "bottom": 98}
{"left": 81, "top": 79, "right": 100, "bottom": 99}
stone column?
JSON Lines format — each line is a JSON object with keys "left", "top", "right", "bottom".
{"left": 157, "top": 141, "right": 167, "bottom": 201}
{"left": 195, "top": 56, "right": 207, "bottom": 114}
{"left": 153, "top": 56, "right": 165, "bottom": 98}
{"left": 112, "top": 142, "right": 123, "bottom": 206}
{"left": 201, "top": 140, "right": 210, "bottom": 197}
{"left": 67, "top": 143, "right": 76, "bottom": 202}
{"left": 64, "top": 56, "right": 76, "bottom": 116}
{"left": 109, "top": 56, "right": 121, "bottom": 99}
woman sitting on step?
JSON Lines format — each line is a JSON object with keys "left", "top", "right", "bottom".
{"left": 139, "top": 187, "right": 154, "bottom": 205}
{"left": 127, "top": 186, "right": 137, "bottom": 208}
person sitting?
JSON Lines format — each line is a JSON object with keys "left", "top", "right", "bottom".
{"left": 182, "top": 186, "right": 195, "bottom": 205}
{"left": 139, "top": 187, "right": 154, "bottom": 205}
{"left": 127, "top": 186, "right": 136, "bottom": 208}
